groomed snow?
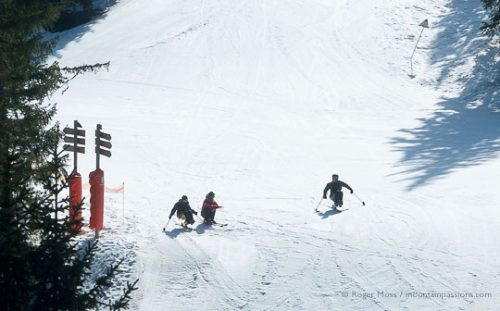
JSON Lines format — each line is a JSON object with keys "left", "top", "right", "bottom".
{"left": 53, "top": 0, "right": 500, "bottom": 309}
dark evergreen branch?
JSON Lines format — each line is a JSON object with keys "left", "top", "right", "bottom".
{"left": 108, "top": 279, "right": 139, "bottom": 311}
{"left": 62, "top": 62, "right": 111, "bottom": 80}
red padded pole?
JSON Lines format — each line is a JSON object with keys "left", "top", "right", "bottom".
{"left": 89, "top": 169, "right": 104, "bottom": 231}
{"left": 68, "top": 172, "right": 82, "bottom": 233}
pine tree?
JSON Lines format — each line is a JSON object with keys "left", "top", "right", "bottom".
{"left": 0, "top": 1, "right": 137, "bottom": 310}
{"left": 481, "top": 0, "right": 500, "bottom": 37}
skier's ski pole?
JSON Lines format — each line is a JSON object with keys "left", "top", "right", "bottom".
{"left": 194, "top": 209, "right": 206, "bottom": 222}
{"left": 195, "top": 213, "right": 203, "bottom": 222}
{"left": 162, "top": 218, "right": 171, "bottom": 231}
{"left": 314, "top": 198, "right": 323, "bottom": 212}
{"left": 353, "top": 193, "right": 365, "bottom": 206}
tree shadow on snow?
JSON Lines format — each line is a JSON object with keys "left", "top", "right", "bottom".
{"left": 50, "top": 0, "right": 118, "bottom": 57}
{"left": 391, "top": 0, "right": 500, "bottom": 190}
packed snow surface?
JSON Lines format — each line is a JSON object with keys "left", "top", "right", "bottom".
{"left": 54, "top": 0, "right": 499, "bottom": 309}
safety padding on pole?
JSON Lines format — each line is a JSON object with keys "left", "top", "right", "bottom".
{"left": 89, "top": 169, "right": 104, "bottom": 230}
{"left": 68, "top": 172, "right": 83, "bottom": 232}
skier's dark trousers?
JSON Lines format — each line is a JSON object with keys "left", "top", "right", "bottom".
{"left": 201, "top": 191, "right": 221, "bottom": 225}
{"left": 323, "top": 174, "right": 353, "bottom": 207}
{"left": 169, "top": 195, "right": 197, "bottom": 226}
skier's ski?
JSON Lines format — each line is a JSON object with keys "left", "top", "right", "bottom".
{"left": 315, "top": 205, "right": 347, "bottom": 213}
{"left": 201, "top": 221, "right": 228, "bottom": 227}
{"left": 175, "top": 223, "right": 193, "bottom": 231}
{"left": 203, "top": 222, "right": 228, "bottom": 227}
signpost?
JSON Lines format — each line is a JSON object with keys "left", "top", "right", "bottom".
{"left": 410, "top": 19, "right": 429, "bottom": 78}
{"left": 89, "top": 124, "right": 112, "bottom": 239}
{"left": 63, "top": 120, "right": 85, "bottom": 232}
{"left": 95, "top": 124, "right": 112, "bottom": 169}
{"left": 63, "top": 120, "right": 85, "bottom": 172}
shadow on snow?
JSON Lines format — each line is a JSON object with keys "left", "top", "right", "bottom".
{"left": 164, "top": 223, "right": 214, "bottom": 238}
{"left": 164, "top": 227, "right": 187, "bottom": 239}
{"left": 51, "top": 0, "right": 118, "bottom": 56}
{"left": 195, "top": 223, "right": 210, "bottom": 234}
{"left": 391, "top": 0, "right": 500, "bottom": 190}
{"left": 317, "top": 208, "right": 344, "bottom": 219}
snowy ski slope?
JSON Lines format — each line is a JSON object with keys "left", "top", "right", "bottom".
{"left": 53, "top": 0, "right": 500, "bottom": 309}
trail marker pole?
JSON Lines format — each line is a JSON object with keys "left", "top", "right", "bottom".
{"left": 63, "top": 120, "right": 85, "bottom": 229}
{"left": 63, "top": 120, "right": 86, "bottom": 173}
{"left": 95, "top": 124, "right": 112, "bottom": 169}
{"left": 122, "top": 182, "right": 125, "bottom": 224}
{"left": 410, "top": 19, "right": 429, "bottom": 78}
{"left": 90, "top": 124, "right": 112, "bottom": 239}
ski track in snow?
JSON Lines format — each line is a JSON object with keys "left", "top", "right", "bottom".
{"left": 53, "top": 0, "right": 500, "bottom": 310}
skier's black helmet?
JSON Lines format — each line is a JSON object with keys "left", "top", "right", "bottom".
{"left": 181, "top": 195, "right": 188, "bottom": 200}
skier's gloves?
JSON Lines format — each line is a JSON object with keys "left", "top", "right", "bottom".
{"left": 193, "top": 211, "right": 198, "bottom": 215}
{"left": 350, "top": 189, "right": 354, "bottom": 194}
{"left": 169, "top": 216, "right": 172, "bottom": 219}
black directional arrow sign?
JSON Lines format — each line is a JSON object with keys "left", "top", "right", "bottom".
{"left": 64, "top": 145, "right": 85, "bottom": 153}
{"left": 96, "top": 131, "right": 111, "bottom": 141}
{"left": 95, "top": 124, "right": 112, "bottom": 169}
{"left": 64, "top": 136, "right": 86, "bottom": 145}
{"left": 63, "top": 127, "right": 85, "bottom": 137}
{"left": 96, "top": 139, "right": 112, "bottom": 149}
{"left": 63, "top": 120, "right": 86, "bottom": 172}
{"left": 96, "top": 147, "right": 111, "bottom": 158}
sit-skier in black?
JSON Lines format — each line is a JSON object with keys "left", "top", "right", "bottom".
{"left": 323, "top": 174, "right": 354, "bottom": 208}
{"left": 169, "top": 195, "right": 197, "bottom": 228}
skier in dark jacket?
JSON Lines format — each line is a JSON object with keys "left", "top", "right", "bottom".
{"left": 323, "top": 174, "right": 353, "bottom": 208}
{"left": 169, "top": 195, "right": 197, "bottom": 227}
